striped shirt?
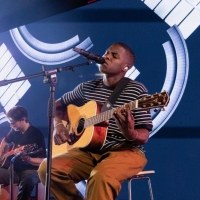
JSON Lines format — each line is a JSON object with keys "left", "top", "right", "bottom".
{"left": 61, "top": 78, "right": 153, "bottom": 152}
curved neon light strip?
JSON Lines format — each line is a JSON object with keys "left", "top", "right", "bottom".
{"left": 10, "top": 26, "right": 93, "bottom": 65}
{"left": 18, "top": 26, "right": 79, "bottom": 53}
{"left": 150, "top": 25, "right": 189, "bottom": 137}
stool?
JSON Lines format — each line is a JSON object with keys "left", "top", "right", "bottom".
{"left": 34, "top": 182, "right": 45, "bottom": 200}
{"left": 35, "top": 185, "right": 55, "bottom": 200}
{"left": 128, "top": 170, "right": 155, "bottom": 200}
{"left": 0, "top": 182, "right": 45, "bottom": 200}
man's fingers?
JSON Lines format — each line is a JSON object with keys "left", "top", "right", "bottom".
{"left": 54, "top": 121, "right": 72, "bottom": 144}
{"left": 113, "top": 114, "right": 121, "bottom": 125}
{"left": 125, "top": 104, "right": 134, "bottom": 121}
{"left": 57, "top": 132, "right": 68, "bottom": 142}
{"left": 54, "top": 135, "right": 64, "bottom": 145}
{"left": 115, "top": 107, "right": 126, "bottom": 121}
{"left": 113, "top": 114, "right": 123, "bottom": 133}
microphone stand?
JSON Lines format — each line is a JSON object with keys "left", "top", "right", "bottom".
{"left": 0, "top": 60, "right": 92, "bottom": 200}
{"left": 10, "top": 152, "right": 21, "bottom": 200}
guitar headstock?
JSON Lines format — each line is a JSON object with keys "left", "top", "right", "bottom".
{"left": 138, "top": 91, "right": 170, "bottom": 111}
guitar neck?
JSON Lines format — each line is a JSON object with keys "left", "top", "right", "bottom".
{"left": 85, "top": 100, "right": 138, "bottom": 127}
{"left": 83, "top": 91, "right": 169, "bottom": 128}
{"left": 5, "top": 146, "right": 24, "bottom": 157}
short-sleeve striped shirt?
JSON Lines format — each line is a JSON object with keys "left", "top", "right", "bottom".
{"left": 61, "top": 78, "right": 153, "bottom": 152}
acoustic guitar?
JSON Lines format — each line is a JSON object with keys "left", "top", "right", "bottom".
{"left": 52, "top": 91, "right": 170, "bottom": 154}
{"left": 0, "top": 143, "right": 38, "bottom": 169}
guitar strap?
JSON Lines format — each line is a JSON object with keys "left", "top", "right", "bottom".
{"left": 101, "top": 77, "right": 131, "bottom": 112}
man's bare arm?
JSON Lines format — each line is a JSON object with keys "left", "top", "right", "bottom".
{"left": 21, "top": 156, "right": 45, "bottom": 166}
{"left": 53, "top": 98, "right": 71, "bottom": 144}
{"left": 54, "top": 98, "right": 68, "bottom": 125}
{"left": 0, "top": 138, "right": 9, "bottom": 156}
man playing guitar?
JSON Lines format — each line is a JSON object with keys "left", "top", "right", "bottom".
{"left": 0, "top": 106, "right": 46, "bottom": 200}
{"left": 38, "top": 42, "right": 154, "bottom": 200}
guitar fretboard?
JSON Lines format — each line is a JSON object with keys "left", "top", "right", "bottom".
{"left": 84, "top": 100, "right": 138, "bottom": 127}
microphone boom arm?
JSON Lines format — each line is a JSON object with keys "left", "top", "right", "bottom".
{"left": 0, "top": 61, "right": 92, "bottom": 87}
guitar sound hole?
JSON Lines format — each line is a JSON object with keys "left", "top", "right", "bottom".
{"left": 77, "top": 118, "right": 85, "bottom": 135}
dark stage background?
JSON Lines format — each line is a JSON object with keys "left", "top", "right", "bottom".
{"left": 0, "top": 0, "right": 200, "bottom": 199}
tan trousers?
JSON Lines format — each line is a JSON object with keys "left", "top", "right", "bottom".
{"left": 38, "top": 145, "right": 147, "bottom": 200}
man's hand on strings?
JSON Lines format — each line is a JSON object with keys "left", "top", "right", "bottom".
{"left": 20, "top": 151, "right": 30, "bottom": 162}
{"left": 113, "top": 104, "right": 135, "bottom": 140}
{"left": 54, "top": 122, "right": 71, "bottom": 145}
{"left": 14, "top": 148, "right": 21, "bottom": 156}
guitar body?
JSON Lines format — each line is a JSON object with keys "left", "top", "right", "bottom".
{"left": 68, "top": 100, "right": 108, "bottom": 151}
{"left": 0, "top": 144, "right": 14, "bottom": 169}
{"left": 52, "top": 101, "right": 108, "bottom": 155}
{"left": 1, "top": 156, "right": 12, "bottom": 169}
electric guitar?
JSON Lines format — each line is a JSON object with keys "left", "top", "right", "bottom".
{"left": 52, "top": 91, "right": 170, "bottom": 155}
{"left": 0, "top": 143, "right": 38, "bottom": 169}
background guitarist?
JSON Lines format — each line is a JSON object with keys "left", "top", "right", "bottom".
{"left": 38, "top": 42, "right": 153, "bottom": 200}
{"left": 0, "top": 106, "right": 46, "bottom": 200}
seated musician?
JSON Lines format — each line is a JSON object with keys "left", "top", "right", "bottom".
{"left": 0, "top": 106, "right": 46, "bottom": 200}
{"left": 38, "top": 42, "right": 153, "bottom": 200}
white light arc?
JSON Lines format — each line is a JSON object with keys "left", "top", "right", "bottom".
{"left": 150, "top": 25, "right": 189, "bottom": 137}
{"left": 10, "top": 26, "right": 93, "bottom": 65}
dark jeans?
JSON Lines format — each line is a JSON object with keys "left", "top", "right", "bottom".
{"left": 0, "top": 167, "right": 40, "bottom": 200}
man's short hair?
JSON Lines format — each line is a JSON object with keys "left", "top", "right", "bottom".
{"left": 113, "top": 42, "right": 135, "bottom": 66}
{"left": 6, "top": 106, "right": 28, "bottom": 122}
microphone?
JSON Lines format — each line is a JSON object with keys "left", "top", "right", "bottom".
{"left": 73, "top": 47, "right": 105, "bottom": 64}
